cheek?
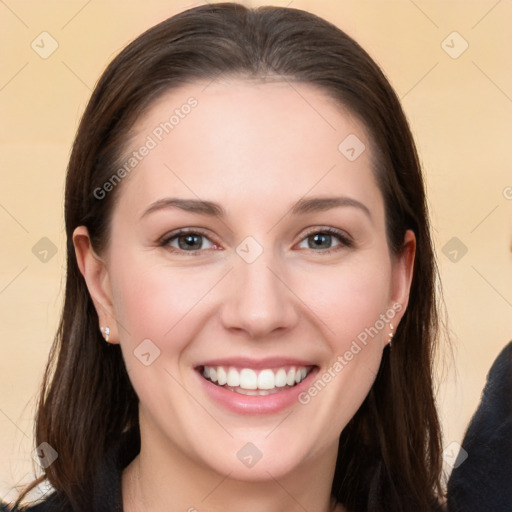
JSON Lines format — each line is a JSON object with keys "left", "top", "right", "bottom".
{"left": 109, "top": 257, "right": 220, "bottom": 350}
{"left": 293, "top": 256, "right": 392, "bottom": 348}
{"left": 108, "top": 258, "right": 215, "bottom": 411}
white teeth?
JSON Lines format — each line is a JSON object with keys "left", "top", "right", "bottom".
{"left": 239, "top": 369, "right": 257, "bottom": 390}
{"left": 286, "top": 368, "right": 296, "bottom": 386}
{"left": 216, "top": 366, "right": 227, "bottom": 386}
{"left": 275, "top": 368, "right": 287, "bottom": 387}
{"left": 226, "top": 368, "right": 240, "bottom": 387}
{"left": 235, "top": 388, "right": 270, "bottom": 396}
{"left": 257, "top": 369, "right": 275, "bottom": 390}
{"left": 201, "top": 365, "right": 311, "bottom": 391}
{"left": 295, "top": 367, "right": 307, "bottom": 384}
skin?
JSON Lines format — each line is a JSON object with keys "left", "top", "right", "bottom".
{"left": 74, "top": 79, "right": 415, "bottom": 512}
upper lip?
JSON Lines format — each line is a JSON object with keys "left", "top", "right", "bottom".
{"left": 195, "top": 357, "right": 317, "bottom": 370}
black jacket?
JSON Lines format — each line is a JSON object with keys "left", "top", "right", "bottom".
{"left": 447, "top": 341, "right": 512, "bottom": 512}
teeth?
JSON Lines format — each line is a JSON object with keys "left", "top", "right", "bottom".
{"left": 257, "top": 369, "right": 275, "bottom": 390}
{"left": 286, "top": 368, "right": 296, "bottom": 386}
{"left": 201, "top": 365, "right": 311, "bottom": 391}
{"left": 295, "top": 367, "right": 307, "bottom": 384}
{"left": 240, "top": 369, "right": 257, "bottom": 390}
{"left": 226, "top": 368, "right": 240, "bottom": 387}
{"left": 217, "top": 366, "right": 227, "bottom": 385}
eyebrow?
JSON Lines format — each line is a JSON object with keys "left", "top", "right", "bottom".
{"left": 140, "top": 196, "right": 372, "bottom": 221}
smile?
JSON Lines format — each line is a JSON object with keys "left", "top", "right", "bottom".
{"left": 201, "top": 365, "right": 312, "bottom": 396}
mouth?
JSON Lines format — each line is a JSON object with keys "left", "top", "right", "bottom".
{"left": 197, "top": 364, "right": 315, "bottom": 396}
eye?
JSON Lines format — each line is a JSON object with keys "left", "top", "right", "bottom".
{"left": 160, "top": 229, "right": 218, "bottom": 254}
{"left": 296, "top": 227, "right": 353, "bottom": 254}
{"left": 159, "top": 227, "right": 353, "bottom": 256}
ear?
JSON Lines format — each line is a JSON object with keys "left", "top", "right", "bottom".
{"left": 388, "top": 229, "right": 416, "bottom": 335}
{"left": 73, "top": 226, "right": 119, "bottom": 344}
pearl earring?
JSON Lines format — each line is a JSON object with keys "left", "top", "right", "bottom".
{"left": 100, "top": 326, "right": 110, "bottom": 343}
{"left": 388, "top": 323, "right": 394, "bottom": 347}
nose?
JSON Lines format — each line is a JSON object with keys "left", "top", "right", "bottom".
{"left": 220, "top": 252, "right": 300, "bottom": 339}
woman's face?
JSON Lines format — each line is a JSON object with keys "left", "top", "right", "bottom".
{"left": 76, "top": 79, "right": 414, "bottom": 480}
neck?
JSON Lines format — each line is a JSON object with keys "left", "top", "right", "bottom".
{"left": 122, "top": 423, "right": 344, "bottom": 512}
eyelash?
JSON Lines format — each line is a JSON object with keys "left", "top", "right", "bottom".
{"left": 159, "top": 227, "right": 353, "bottom": 256}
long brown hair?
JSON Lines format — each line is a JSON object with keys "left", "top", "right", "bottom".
{"left": 15, "top": 3, "right": 446, "bottom": 511}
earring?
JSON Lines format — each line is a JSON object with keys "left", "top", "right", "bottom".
{"left": 388, "top": 323, "right": 394, "bottom": 347}
{"left": 100, "top": 326, "right": 110, "bottom": 343}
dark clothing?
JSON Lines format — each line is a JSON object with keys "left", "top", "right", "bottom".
{"left": 447, "top": 341, "right": 512, "bottom": 512}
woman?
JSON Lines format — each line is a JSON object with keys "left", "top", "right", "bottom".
{"left": 10, "top": 3, "right": 446, "bottom": 511}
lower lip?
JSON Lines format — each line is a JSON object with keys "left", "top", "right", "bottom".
{"left": 195, "top": 367, "right": 319, "bottom": 415}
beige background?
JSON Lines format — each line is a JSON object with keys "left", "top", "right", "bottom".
{"left": 1, "top": 0, "right": 511, "bottom": 501}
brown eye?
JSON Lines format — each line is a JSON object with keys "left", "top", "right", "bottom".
{"left": 160, "top": 230, "right": 217, "bottom": 254}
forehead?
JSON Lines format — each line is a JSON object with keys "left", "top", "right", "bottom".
{"left": 114, "top": 78, "right": 384, "bottom": 223}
